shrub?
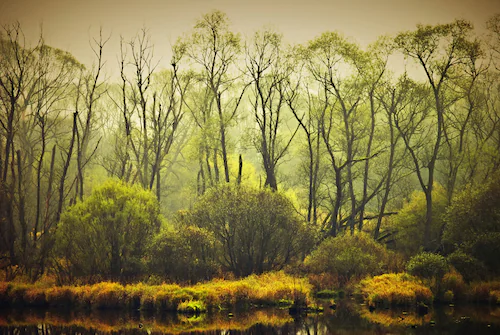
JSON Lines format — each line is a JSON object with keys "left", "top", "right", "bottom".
{"left": 304, "top": 233, "right": 390, "bottom": 282}
{"left": 446, "top": 249, "right": 486, "bottom": 282}
{"left": 469, "top": 281, "right": 500, "bottom": 303}
{"left": 386, "top": 184, "right": 448, "bottom": 257}
{"left": 443, "top": 171, "right": 500, "bottom": 252}
{"left": 54, "top": 179, "right": 162, "bottom": 280}
{"left": 184, "top": 185, "right": 312, "bottom": 277}
{"left": 469, "top": 233, "right": 500, "bottom": 276}
{"left": 149, "top": 225, "right": 220, "bottom": 283}
{"left": 442, "top": 270, "right": 466, "bottom": 300}
{"left": 406, "top": 252, "right": 449, "bottom": 280}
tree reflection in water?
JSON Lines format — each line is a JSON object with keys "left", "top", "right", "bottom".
{"left": 0, "top": 301, "right": 499, "bottom": 334}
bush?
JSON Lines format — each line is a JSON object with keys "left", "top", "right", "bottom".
{"left": 54, "top": 179, "right": 162, "bottom": 280}
{"left": 446, "top": 249, "right": 486, "bottom": 282}
{"left": 149, "top": 225, "right": 220, "bottom": 283}
{"left": 469, "top": 233, "right": 500, "bottom": 276}
{"left": 386, "top": 184, "right": 448, "bottom": 257}
{"left": 406, "top": 252, "right": 449, "bottom": 280}
{"left": 441, "top": 270, "right": 466, "bottom": 300}
{"left": 443, "top": 172, "right": 500, "bottom": 252}
{"left": 469, "top": 281, "right": 500, "bottom": 303}
{"left": 184, "top": 185, "right": 312, "bottom": 277}
{"left": 304, "top": 233, "right": 390, "bottom": 282}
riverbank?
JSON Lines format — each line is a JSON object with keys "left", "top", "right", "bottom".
{"left": 2, "top": 270, "right": 499, "bottom": 314}
{"left": 0, "top": 272, "right": 312, "bottom": 312}
{"left": 355, "top": 272, "right": 500, "bottom": 308}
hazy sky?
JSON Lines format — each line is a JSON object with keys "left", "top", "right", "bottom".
{"left": 1, "top": 0, "right": 499, "bottom": 73}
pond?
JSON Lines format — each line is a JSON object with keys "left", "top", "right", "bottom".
{"left": 1, "top": 300, "right": 499, "bottom": 334}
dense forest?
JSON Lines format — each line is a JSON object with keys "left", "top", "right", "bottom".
{"left": 1, "top": 10, "right": 500, "bottom": 296}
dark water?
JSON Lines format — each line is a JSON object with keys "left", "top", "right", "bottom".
{"left": 0, "top": 301, "right": 499, "bottom": 334}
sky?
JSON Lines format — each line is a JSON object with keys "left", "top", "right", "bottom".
{"left": 1, "top": 0, "right": 499, "bottom": 75}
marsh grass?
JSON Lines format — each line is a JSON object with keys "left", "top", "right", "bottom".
{"left": 357, "top": 273, "right": 433, "bottom": 307}
{"left": 0, "top": 271, "right": 311, "bottom": 312}
{"left": 469, "top": 281, "right": 500, "bottom": 303}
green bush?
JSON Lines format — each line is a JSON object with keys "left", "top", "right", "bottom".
{"left": 406, "top": 252, "right": 449, "bottom": 280}
{"left": 184, "top": 185, "right": 312, "bottom": 277}
{"left": 469, "top": 233, "right": 500, "bottom": 276}
{"left": 54, "top": 179, "right": 162, "bottom": 280}
{"left": 386, "top": 184, "right": 448, "bottom": 257}
{"left": 149, "top": 225, "right": 220, "bottom": 283}
{"left": 443, "top": 172, "right": 500, "bottom": 252}
{"left": 446, "top": 249, "right": 486, "bottom": 282}
{"left": 304, "top": 233, "right": 390, "bottom": 281}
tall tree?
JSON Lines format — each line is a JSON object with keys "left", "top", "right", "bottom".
{"left": 246, "top": 29, "right": 297, "bottom": 191}
{"left": 184, "top": 10, "right": 247, "bottom": 184}
{"left": 395, "top": 19, "right": 478, "bottom": 249}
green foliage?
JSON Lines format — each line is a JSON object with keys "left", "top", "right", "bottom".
{"left": 446, "top": 249, "right": 486, "bottom": 282}
{"left": 149, "top": 225, "right": 219, "bottom": 283}
{"left": 184, "top": 185, "right": 312, "bottom": 277}
{"left": 387, "top": 184, "right": 448, "bottom": 256}
{"left": 304, "top": 233, "right": 390, "bottom": 281}
{"left": 469, "top": 233, "right": 500, "bottom": 276}
{"left": 443, "top": 172, "right": 500, "bottom": 250}
{"left": 54, "top": 179, "right": 162, "bottom": 280}
{"left": 406, "top": 252, "right": 449, "bottom": 280}
{"left": 443, "top": 174, "right": 500, "bottom": 278}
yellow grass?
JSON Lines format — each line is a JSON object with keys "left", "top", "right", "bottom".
{"left": 469, "top": 281, "right": 500, "bottom": 303}
{"left": 357, "top": 273, "right": 433, "bottom": 307}
{"left": 0, "top": 271, "right": 312, "bottom": 312}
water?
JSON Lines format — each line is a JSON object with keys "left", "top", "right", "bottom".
{"left": 0, "top": 300, "right": 499, "bottom": 334}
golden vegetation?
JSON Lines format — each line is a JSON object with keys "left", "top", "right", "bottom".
{"left": 0, "top": 271, "right": 311, "bottom": 312}
{"left": 357, "top": 273, "right": 433, "bottom": 307}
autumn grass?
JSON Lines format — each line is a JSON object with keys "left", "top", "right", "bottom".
{"left": 0, "top": 271, "right": 311, "bottom": 312}
{"left": 357, "top": 273, "right": 433, "bottom": 307}
{"left": 468, "top": 280, "right": 500, "bottom": 303}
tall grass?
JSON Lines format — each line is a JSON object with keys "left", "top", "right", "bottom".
{"left": 357, "top": 273, "right": 433, "bottom": 307}
{"left": 0, "top": 271, "right": 311, "bottom": 312}
{"left": 468, "top": 281, "right": 500, "bottom": 303}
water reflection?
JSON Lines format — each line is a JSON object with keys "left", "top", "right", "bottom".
{"left": 0, "top": 301, "right": 499, "bottom": 334}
